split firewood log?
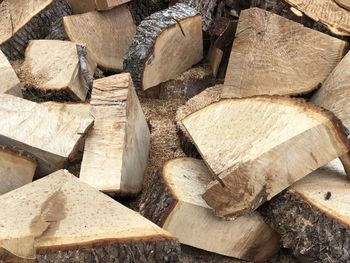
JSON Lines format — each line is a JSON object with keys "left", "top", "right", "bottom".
{"left": 80, "top": 73, "right": 150, "bottom": 195}
{"left": 180, "top": 96, "right": 350, "bottom": 218}
{"left": 0, "top": 146, "right": 37, "bottom": 195}
{"left": 139, "top": 157, "right": 280, "bottom": 262}
{"left": 0, "top": 0, "right": 71, "bottom": 60}
{"left": 130, "top": 0, "right": 170, "bottom": 25}
{"left": 0, "top": 95, "right": 93, "bottom": 176}
{"left": 285, "top": 0, "right": 350, "bottom": 35}
{"left": 61, "top": 5, "right": 135, "bottom": 72}
{"left": 21, "top": 40, "right": 96, "bottom": 101}
{"left": 68, "top": 0, "right": 130, "bottom": 13}
{"left": 0, "top": 50, "right": 21, "bottom": 97}
{"left": 124, "top": 3, "right": 203, "bottom": 91}
{"left": 0, "top": 169, "right": 180, "bottom": 262}
{"left": 224, "top": 8, "right": 347, "bottom": 97}
{"left": 41, "top": 102, "right": 91, "bottom": 119}
{"left": 262, "top": 158, "right": 350, "bottom": 262}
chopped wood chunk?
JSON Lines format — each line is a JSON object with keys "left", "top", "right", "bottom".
{"left": 285, "top": 0, "right": 350, "bottom": 35}
{"left": 0, "top": 147, "right": 37, "bottom": 195}
{"left": 41, "top": 102, "right": 91, "bottom": 119}
{"left": 80, "top": 73, "right": 150, "bottom": 194}
{"left": 21, "top": 40, "right": 96, "bottom": 101}
{"left": 180, "top": 96, "right": 350, "bottom": 218}
{"left": 124, "top": 3, "right": 203, "bottom": 91}
{"left": 263, "top": 159, "right": 350, "bottom": 262}
{"left": 0, "top": 0, "right": 71, "bottom": 60}
{"left": 0, "top": 50, "right": 21, "bottom": 96}
{"left": 0, "top": 170, "right": 180, "bottom": 262}
{"left": 224, "top": 8, "right": 347, "bottom": 97}
{"left": 63, "top": 5, "right": 135, "bottom": 71}
{"left": 139, "top": 157, "right": 280, "bottom": 262}
{"left": 68, "top": 0, "right": 130, "bottom": 13}
{"left": 0, "top": 95, "right": 93, "bottom": 176}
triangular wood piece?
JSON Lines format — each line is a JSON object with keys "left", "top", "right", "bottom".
{"left": 0, "top": 0, "right": 71, "bottom": 60}
{"left": 80, "top": 73, "right": 150, "bottom": 194}
{"left": 263, "top": 159, "right": 350, "bottom": 262}
{"left": 0, "top": 50, "right": 21, "bottom": 97}
{"left": 68, "top": 0, "right": 130, "bottom": 13}
{"left": 180, "top": 96, "right": 350, "bottom": 218}
{"left": 285, "top": 0, "right": 350, "bottom": 35}
{"left": 0, "top": 95, "right": 93, "bottom": 176}
{"left": 139, "top": 157, "right": 280, "bottom": 262}
{"left": 0, "top": 147, "right": 37, "bottom": 195}
{"left": 0, "top": 170, "right": 180, "bottom": 262}
{"left": 224, "top": 8, "right": 347, "bottom": 97}
{"left": 63, "top": 5, "right": 135, "bottom": 71}
{"left": 21, "top": 40, "right": 96, "bottom": 101}
{"left": 124, "top": 3, "right": 203, "bottom": 91}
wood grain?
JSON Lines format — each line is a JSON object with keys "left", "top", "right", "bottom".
{"left": 0, "top": 50, "right": 21, "bottom": 96}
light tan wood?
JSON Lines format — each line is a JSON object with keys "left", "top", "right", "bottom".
{"left": 68, "top": 0, "right": 130, "bottom": 13}
{"left": 0, "top": 147, "right": 37, "bottom": 195}
{"left": 224, "top": 8, "right": 347, "bottom": 97}
{"left": 21, "top": 40, "right": 96, "bottom": 101}
{"left": 181, "top": 96, "right": 350, "bottom": 218}
{"left": 0, "top": 0, "right": 52, "bottom": 45}
{"left": 161, "top": 158, "right": 279, "bottom": 261}
{"left": 80, "top": 73, "right": 150, "bottom": 194}
{"left": 0, "top": 50, "right": 21, "bottom": 96}
{"left": 63, "top": 6, "right": 135, "bottom": 71}
{"left": 0, "top": 170, "right": 174, "bottom": 261}
{"left": 286, "top": 0, "right": 350, "bottom": 35}
{"left": 0, "top": 94, "right": 93, "bottom": 176}
{"left": 41, "top": 102, "right": 91, "bottom": 119}
{"left": 142, "top": 16, "right": 203, "bottom": 90}
{"left": 335, "top": 0, "right": 350, "bottom": 10}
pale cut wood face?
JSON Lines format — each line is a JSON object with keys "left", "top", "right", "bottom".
{"left": 312, "top": 51, "right": 350, "bottom": 130}
{"left": 0, "top": 0, "right": 52, "bottom": 44}
{"left": 0, "top": 170, "right": 172, "bottom": 260}
{"left": 224, "top": 8, "right": 347, "bottom": 97}
{"left": 293, "top": 159, "right": 350, "bottom": 225}
{"left": 286, "top": 0, "right": 350, "bottom": 35}
{"left": 0, "top": 50, "right": 19, "bottom": 94}
{"left": 335, "top": 0, "right": 350, "bottom": 10}
{"left": 142, "top": 16, "right": 203, "bottom": 90}
{"left": 63, "top": 6, "right": 136, "bottom": 71}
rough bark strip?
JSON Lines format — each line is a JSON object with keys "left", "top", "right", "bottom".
{"left": 76, "top": 45, "right": 94, "bottom": 93}
{"left": 0, "top": 0, "right": 71, "bottom": 60}
{"left": 124, "top": 3, "right": 200, "bottom": 91}
{"left": 129, "top": 0, "right": 170, "bottom": 25}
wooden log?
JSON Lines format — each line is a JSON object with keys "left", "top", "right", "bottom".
{"left": 124, "top": 3, "right": 203, "bottom": 91}
{"left": 262, "top": 159, "right": 350, "bottom": 262}
{"left": 0, "top": 0, "right": 71, "bottom": 60}
{"left": 0, "top": 50, "right": 21, "bottom": 97}
{"left": 0, "top": 146, "right": 37, "bottom": 195}
{"left": 62, "top": 5, "right": 135, "bottom": 71}
{"left": 21, "top": 40, "right": 96, "bottom": 102}
{"left": 80, "top": 73, "right": 150, "bottom": 195}
{"left": 130, "top": 0, "right": 170, "bottom": 25}
{"left": 180, "top": 96, "right": 350, "bottom": 218}
{"left": 224, "top": 8, "right": 347, "bottom": 98}
{"left": 335, "top": 0, "right": 350, "bottom": 10}
{"left": 139, "top": 157, "right": 280, "bottom": 262}
{"left": 41, "top": 102, "right": 91, "bottom": 119}
{"left": 0, "top": 94, "right": 93, "bottom": 176}
{"left": 0, "top": 169, "right": 180, "bottom": 262}
{"left": 68, "top": 0, "right": 130, "bottom": 13}
{"left": 285, "top": 0, "right": 350, "bottom": 36}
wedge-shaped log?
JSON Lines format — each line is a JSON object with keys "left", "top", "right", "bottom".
{"left": 0, "top": 170, "right": 180, "bottom": 262}
{"left": 139, "top": 157, "right": 279, "bottom": 262}
{"left": 0, "top": 0, "right": 71, "bottom": 60}
{"left": 0, "top": 95, "right": 93, "bottom": 176}
{"left": 63, "top": 5, "right": 135, "bottom": 71}
{"left": 68, "top": 0, "right": 130, "bottom": 13}
{"left": 80, "top": 73, "right": 150, "bottom": 194}
{"left": 124, "top": 3, "right": 203, "bottom": 91}
{"left": 224, "top": 8, "right": 347, "bottom": 97}
{"left": 0, "top": 147, "right": 37, "bottom": 195}
{"left": 181, "top": 96, "right": 350, "bottom": 218}
{"left": 263, "top": 159, "right": 350, "bottom": 262}
{"left": 21, "top": 40, "right": 96, "bottom": 101}
{"left": 285, "top": 0, "right": 350, "bottom": 35}
{"left": 0, "top": 50, "right": 21, "bottom": 97}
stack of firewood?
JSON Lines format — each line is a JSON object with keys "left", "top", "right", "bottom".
{"left": 1, "top": 0, "right": 350, "bottom": 262}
